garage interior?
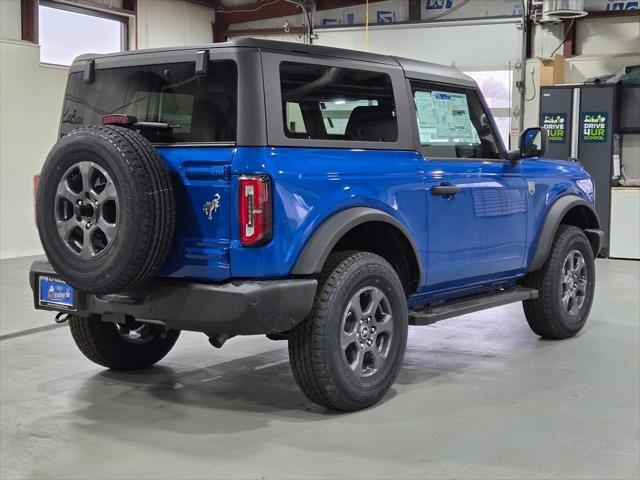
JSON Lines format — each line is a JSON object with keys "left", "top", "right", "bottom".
{"left": 0, "top": 0, "right": 639, "bottom": 479}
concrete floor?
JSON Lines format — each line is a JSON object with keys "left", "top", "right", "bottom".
{"left": 0, "top": 256, "right": 638, "bottom": 480}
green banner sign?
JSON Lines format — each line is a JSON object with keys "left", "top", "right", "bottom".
{"left": 542, "top": 113, "right": 567, "bottom": 143}
{"left": 582, "top": 112, "right": 608, "bottom": 143}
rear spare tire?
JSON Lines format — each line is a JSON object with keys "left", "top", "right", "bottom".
{"left": 36, "top": 126, "right": 175, "bottom": 294}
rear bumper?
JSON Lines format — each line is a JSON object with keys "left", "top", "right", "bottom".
{"left": 29, "top": 260, "right": 317, "bottom": 335}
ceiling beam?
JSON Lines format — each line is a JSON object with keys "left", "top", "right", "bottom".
{"left": 218, "top": 1, "right": 301, "bottom": 24}
{"left": 219, "top": 0, "right": 389, "bottom": 25}
{"left": 21, "top": 0, "right": 38, "bottom": 43}
{"left": 184, "top": 0, "right": 221, "bottom": 9}
{"left": 585, "top": 9, "right": 640, "bottom": 18}
{"left": 226, "top": 25, "right": 308, "bottom": 37}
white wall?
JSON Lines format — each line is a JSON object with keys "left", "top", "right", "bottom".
{"left": 576, "top": 16, "right": 640, "bottom": 56}
{"left": 0, "top": 0, "right": 21, "bottom": 39}
{"left": 0, "top": 0, "right": 215, "bottom": 259}
{"left": 315, "top": 19, "right": 523, "bottom": 70}
{"left": 136, "top": 0, "right": 214, "bottom": 49}
{"left": 0, "top": 40, "right": 68, "bottom": 258}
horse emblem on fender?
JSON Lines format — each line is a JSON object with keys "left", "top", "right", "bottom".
{"left": 528, "top": 181, "right": 536, "bottom": 195}
{"left": 203, "top": 193, "right": 221, "bottom": 220}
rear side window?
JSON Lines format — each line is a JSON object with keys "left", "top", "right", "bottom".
{"left": 280, "top": 62, "right": 398, "bottom": 142}
{"left": 410, "top": 81, "right": 501, "bottom": 159}
{"left": 61, "top": 60, "right": 237, "bottom": 144}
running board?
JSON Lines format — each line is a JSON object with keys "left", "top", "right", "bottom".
{"left": 409, "top": 287, "right": 538, "bottom": 326}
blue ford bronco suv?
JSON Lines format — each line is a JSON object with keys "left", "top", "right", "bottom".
{"left": 31, "top": 39, "right": 603, "bottom": 411}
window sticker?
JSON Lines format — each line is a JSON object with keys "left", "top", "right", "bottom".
{"left": 415, "top": 90, "right": 479, "bottom": 145}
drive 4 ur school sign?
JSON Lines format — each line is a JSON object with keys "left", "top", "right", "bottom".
{"left": 582, "top": 112, "right": 609, "bottom": 143}
{"left": 542, "top": 113, "right": 567, "bottom": 143}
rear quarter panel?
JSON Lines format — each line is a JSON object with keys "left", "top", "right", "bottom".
{"left": 230, "top": 147, "right": 427, "bottom": 283}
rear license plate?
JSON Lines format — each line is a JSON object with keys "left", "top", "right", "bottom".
{"left": 38, "top": 275, "right": 76, "bottom": 311}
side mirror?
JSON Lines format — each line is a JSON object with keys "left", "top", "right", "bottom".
{"left": 520, "top": 127, "right": 548, "bottom": 158}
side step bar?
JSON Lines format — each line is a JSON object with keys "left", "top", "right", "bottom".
{"left": 409, "top": 287, "right": 538, "bottom": 326}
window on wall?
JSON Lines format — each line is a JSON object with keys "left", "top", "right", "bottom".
{"left": 463, "top": 70, "right": 512, "bottom": 148}
{"left": 39, "top": 1, "right": 127, "bottom": 66}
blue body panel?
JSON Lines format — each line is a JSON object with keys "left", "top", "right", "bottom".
{"left": 156, "top": 145, "right": 594, "bottom": 304}
{"left": 157, "top": 146, "right": 234, "bottom": 281}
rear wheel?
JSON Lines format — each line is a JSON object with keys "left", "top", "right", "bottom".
{"left": 69, "top": 315, "right": 180, "bottom": 370}
{"left": 288, "top": 251, "right": 408, "bottom": 411}
{"left": 522, "top": 225, "right": 596, "bottom": 339}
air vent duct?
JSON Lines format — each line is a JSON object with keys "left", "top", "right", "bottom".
{"left": 543, "top": 0, "right": 588, "bottom": 19}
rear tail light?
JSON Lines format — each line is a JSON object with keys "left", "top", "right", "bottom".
{"left": 102, "top": 114, "right": 136, "bottom": 126}
{"left": 239, "top": 175, "right": 272, "bottom": 246}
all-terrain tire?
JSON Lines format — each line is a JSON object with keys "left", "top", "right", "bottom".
{"left": 522, "top": 225, "right": 596, "bottom": 339}
{"left": 69, "top": 316, "right": 180, "bottom": 370}
{"left": 36, "top": 126, "right": 175, "bottom": 294}
{"left": 289, "top": 251, "right": 408, "bottom": 411}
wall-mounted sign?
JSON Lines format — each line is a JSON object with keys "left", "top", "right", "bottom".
{"left": 606, "top": 1, "right": 639, "bottom": 11}
{"left": 376, "top": 10, "right": 396, "bottom": 23}
{"left": 581, "top": 112, "right": 609, "bottom": 143}
{"left": 426, "top": 0, "right": 454, "bottom": 10}
{"left": 542, "top": 113, "right": 567, "bottom": 143}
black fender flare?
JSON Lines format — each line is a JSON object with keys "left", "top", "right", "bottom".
{"left": 291, "top": 207, "right": 423, "bottom": 281}
{"left": 529, "top": 195, "right": 602, "bottom": 272}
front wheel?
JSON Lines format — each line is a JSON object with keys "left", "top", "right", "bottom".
{"left": 288, "top": 251, "right": 408, "bottom": 411}
{"left": 522, "top": 225, "right": 596, "bottom": 339}
{"left": 69, "top": 315, "right": 180, "bottom": 370}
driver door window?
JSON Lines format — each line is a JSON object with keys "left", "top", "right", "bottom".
{"left": 411, "top": 82, "right": 501, "bottom": 160}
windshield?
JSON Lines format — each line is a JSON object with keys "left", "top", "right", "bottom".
{"left": 61, "top": 60, "right": 237, "bottom": 143}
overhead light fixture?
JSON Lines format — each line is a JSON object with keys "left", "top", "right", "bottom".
{"left": 542, "top": 0, "right": 588, "bottom": 19}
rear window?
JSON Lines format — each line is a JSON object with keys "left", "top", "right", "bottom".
{"left": 280, "top": 62, "right": 398, "bottom": 143}
{"left": 61, "top": 60, "right": 237, "bottom": 144}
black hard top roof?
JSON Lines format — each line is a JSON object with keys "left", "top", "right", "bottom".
{"left": 75, "top": 37, "right": 476, "bottom": 88}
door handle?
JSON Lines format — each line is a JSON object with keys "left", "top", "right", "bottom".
{"left": 431, "top": 184, "right": 460, "bottom": 197}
